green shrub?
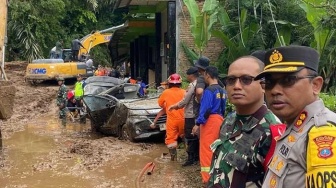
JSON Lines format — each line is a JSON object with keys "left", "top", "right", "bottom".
{"left": 320, "top": 93, "right": 336, "bottom": 112}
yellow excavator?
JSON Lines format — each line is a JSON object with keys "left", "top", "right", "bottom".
{"left": 25, "top": 24, "right": 125, "bottom": 84}
{"left": 0, "top": 0, "right": 15, "bottom": 150}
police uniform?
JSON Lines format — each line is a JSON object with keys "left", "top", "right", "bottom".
{"left": 57, "top": 77, "right": 67, "bottom": 125}
{"left": 254, "top": 46, "right": 336, "bottom": 188}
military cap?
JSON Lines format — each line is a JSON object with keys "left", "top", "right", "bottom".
{"left": 194, "top": 56, "right": 210, "bottom": 70}
{"left": 57, "top": 77, "right": 64, "bottom": 81}
{"left": 186, "top": 67, "right": 198, "bottom": 75}
{"left": 255, "top": 46, "right": 319, "bottom": 80}
{"left": 251, "top": 50, "right": 266, "bottom": 62}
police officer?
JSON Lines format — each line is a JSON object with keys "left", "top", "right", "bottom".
{"left": 254, "top": 46, "right": 336, "bottom": 188}
{"left": 56, "top": 77, "right": 68, "bottom": 125}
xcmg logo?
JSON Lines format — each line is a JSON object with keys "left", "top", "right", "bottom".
{"left": 29, "top": 68, "right": 47, "bottom": 74}
{"left": 104, "top": 36, "right": 112, "bottom": 41}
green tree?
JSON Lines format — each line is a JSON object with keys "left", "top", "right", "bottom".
{"left": 183, "top": 0, "right": 219, "bottom": 56}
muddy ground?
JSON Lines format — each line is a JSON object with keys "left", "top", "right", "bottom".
{"left": 0, "top": 62, "right": 202, "bottom": 188}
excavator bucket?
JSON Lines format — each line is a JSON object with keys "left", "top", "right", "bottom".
{"left": 0, "top": 80, "right": 15, "bottom": 119}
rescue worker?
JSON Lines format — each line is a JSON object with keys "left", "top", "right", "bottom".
{"left": 66, "top": 90, "right": 78, "bottom": 121}
{"left": 194, "top": 56, "right": 210, "bottom": 102}
{"left": 71, "top": 38, "right": 85, "bottom": 61}
{"left": 56, "top": 77, "right": 67, "bottom": 126}
{"left": 55, "top": 40, "right": 63, "bottom": 59}
{"left": 192, "top": 66, "right": 226, "bottom": 185}
{"left": 158, "top": 73, "right": 186, "bottom": 161}
{"left": 207, "top": 55, "right": 283, "bottom": 188}
{"left": 94, "top": 65, "right": 107, "bottom": 76}
{"left": 169, "top": 67, "right": 199, "bottom": 167}
{"left": 136, "top": 77, "right": 147, "bottom": 98}
{"left": 255, "top": 46, "right": 336, "bottom": 188}
{"left": 74, "top": 74, "right": 86, "bottom": 124}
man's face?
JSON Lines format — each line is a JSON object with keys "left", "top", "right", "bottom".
{"left": 264, "top": 68, "right": 322, "bottom": 124}
{"left": 58, "top": 80, "right": 63, "bottom": 85}
{"left": 186, "top": 74, "right": 193, "bottom": 82}
{"left": 77, "top": 76, "right": 82, "bottom": 81}
{"left": 226, "top": 58, "right": 264, "bottom": 110}
{"left": 204, "top": 72, "right": 210, "bottom": 84}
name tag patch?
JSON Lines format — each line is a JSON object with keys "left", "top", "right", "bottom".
{"left": 306, "top": 170, "right": 336, "bottom": 188}
{"left": 279, "top": 143, "right": 291, "bottom": 158}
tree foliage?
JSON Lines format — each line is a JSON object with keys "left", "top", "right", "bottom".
{"left": 6, "top": 0, "right": 123, "bottom": 64}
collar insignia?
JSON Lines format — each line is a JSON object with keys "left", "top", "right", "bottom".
{"left": 295, "top": 111, "right": 307, "bottom": 128}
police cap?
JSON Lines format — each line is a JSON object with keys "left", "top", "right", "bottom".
{"left": 255, "top": 46, "right": 319, "bottom": 80}
{"left": 194, "top": 56, "right": 210, "bottom": 70}
{"left": 251, "top": 50, "right": 266, "bottom": 62}
{"left": 186, "top": 67, "right": 198, "bottom": 75}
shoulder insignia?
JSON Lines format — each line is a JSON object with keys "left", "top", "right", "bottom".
{"left": 275, "top": 160, "right": 284, "bottom": 171}
{"left": 314, "top": 135, "right": 335, "bottom": 159}
{"left": 270, "top": 174, "right": 277, "bottom": 188}
{"left": 288, "top": 135, "right": 296, "bottom": 142}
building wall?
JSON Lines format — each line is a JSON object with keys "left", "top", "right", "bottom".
{"left": 176, "top": 1, "right": 224, "bottom": 76}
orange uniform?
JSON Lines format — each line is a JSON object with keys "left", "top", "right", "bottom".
{"left": 158, "top": 87, "right": 185, "bottom": 148}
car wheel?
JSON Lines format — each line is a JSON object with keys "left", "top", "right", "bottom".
{"left": 121, "top": 124, "right": 136, "bottom": 142}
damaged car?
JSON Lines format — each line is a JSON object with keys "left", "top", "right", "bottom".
{"left": 83, "top": 76, "right": 166, "bottom": 142}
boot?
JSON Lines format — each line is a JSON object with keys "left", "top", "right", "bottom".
{"left": 169, "top": 148, "right": 177, "bottom": 161}
{"left": 60, "top": 116, "right": 66, "bottom": 126}
{"left": 182, "top": 152, "right": 194, "bottom": 167}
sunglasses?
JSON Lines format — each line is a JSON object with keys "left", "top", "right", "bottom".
{"left": 264, "top": 75, "right": 316, "bottom": 90}
{"left": 224, "top": 75, "right": 256, "bottom": 86}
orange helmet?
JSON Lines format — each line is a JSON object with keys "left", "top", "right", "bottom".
{"left": 168, "top": 73, "right": 182, "bottom": 84}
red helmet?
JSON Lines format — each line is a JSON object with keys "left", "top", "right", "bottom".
{"left": 67, "top": 90, "right": 74, "bottom": 99}
{"left": 168, "top": 73, "right": 182, "bottom": 84}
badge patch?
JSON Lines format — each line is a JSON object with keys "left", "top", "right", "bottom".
{"left": 295, "top": 111, "right": 307, "bottom": 128}
{"left": 313, "top": 135, "right": 335, "bottom": 159}
{"left": 269, "top": 50, "right": 283, "bottom": 64}
{"left": 270, "top": 174, "right": 277, "bottom": 188}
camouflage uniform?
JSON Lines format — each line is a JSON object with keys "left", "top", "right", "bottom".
{"left": 57, "top": 83, "right": 67, "bottom": 125}
{"left": 208, "top": 105, "right": 281, "bottom": 188}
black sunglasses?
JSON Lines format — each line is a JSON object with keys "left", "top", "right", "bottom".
{"left": 264, "top": 75, "right": 316, "bottom": 90}
{"left": 224, "top": 75, "right": 256, "bottom": 86}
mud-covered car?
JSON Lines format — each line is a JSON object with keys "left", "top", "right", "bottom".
{"left": 83, "top": 76, "right": 166, "bottom": 142}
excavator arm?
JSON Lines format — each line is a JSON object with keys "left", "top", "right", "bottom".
{"left": 78, "top": 24, "right": 126, "bottom": 60}
{"left": 0, "top": 0, "right": 16, "bottom": 151}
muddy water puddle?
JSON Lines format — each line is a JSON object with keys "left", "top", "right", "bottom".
{"left": 0, "top": 116, "right": 198, "bottom": 188}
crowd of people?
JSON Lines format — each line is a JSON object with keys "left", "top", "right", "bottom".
{"left": 153, "top": 45, "right": 336, "bottom": 188}
{"left": 56, "top": 74, "right": 86, "bottom": 126}
{"left": 55, "top": 44, "right": 336, "bottom": 188}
